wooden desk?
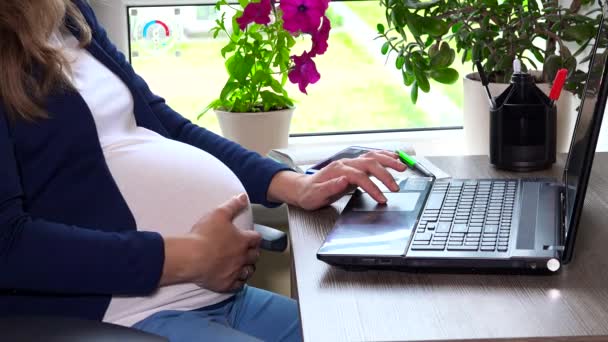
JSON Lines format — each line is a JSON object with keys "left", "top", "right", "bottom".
{"left": 288, "top": 154, "right": 608, "bottom": 342}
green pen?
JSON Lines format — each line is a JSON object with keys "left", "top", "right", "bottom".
{"left": 396, "top": 150, "right": 435, "bottom": 178}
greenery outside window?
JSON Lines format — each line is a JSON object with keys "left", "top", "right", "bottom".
{"left": 128, "top": 2, "right": 464, "bottom": 135}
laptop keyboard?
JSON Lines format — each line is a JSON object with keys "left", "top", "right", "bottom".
{"left": 411, "top": 180, "right": 517, "bottom": 252}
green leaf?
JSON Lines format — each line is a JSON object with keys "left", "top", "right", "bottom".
{"left": 392, "top": 7, "right": 408, "bottom": 27}
{"left": 451, "top": 22, "right": 463, "bottom": 34}
{"left": 430, "top": 68, "right": 459, "bottom": 84}
{"left": 430, "top": 46, "right": 452, "bottom": 69}
{"left": 563, "top": 24, "right": 596, "bottom": 43}
{"left": 377, "top": 23, "right": 385, "bottom": 34}
{"left": 199, "top": 99, "right": 223, "bottom": 119}
{"left": 411, "top": 51, "right": 428, "bottom": 70}
{"left": 381, "top": 42, "right": 390, "bottom": 55}
{"left": 220, "top": 42, "right": 236, "bottom": 58}
{"left": 421, "top": 17, "right": 449, "bottom": 37}
{"left": 251, "top": 32, "right": 263, "bottom": 41}
{"left": 269, "top": 78, "right": 284, "bottom": 94}
{"left": 220, "top": 81, "right": 240, "bottom": 101}
{"left": 531, "top": 47, "right": 544, "bottom": 63}
{"left": 252, "top": 70, "right": 270, "bottom": 85}
{"left": 544, "top": 54, "right": 562, "bottom": 82}
{"left": 404, "top": 58, "right": 413, "bottom": 72}
{"left": 429, "top": 43, "right": 440, "bottom": 58}
{"left": 410, "top": 81, "right": 419, "bottom": 103}
{"left": 414, "top": 69, "right": 430, "bottom": 92}
{"left": 564, "top": 56, "right": 577, "bottom": 73}
{"left": 406, "top": 14, "right": 424, "bottom": 37}
{"left": 402, "top": 70, "right": 415, "bottom": 86}
{"left": 260, "top": 91, "right": 290, "bottom": 111}
{"left": 396, "top": 56, "right": 405, "bottom": 69}
{"left": 233, "top": 55, "right": 255, "bottom": 83}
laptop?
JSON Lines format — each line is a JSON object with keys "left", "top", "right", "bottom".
{"left": 317, "top": 5, "right": 608, "bottom": 273}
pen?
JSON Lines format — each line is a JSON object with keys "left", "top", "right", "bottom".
{"left": 475, "top": 60, "right": 496, "bottom": 108}
{"left": 549, "top": 68, "right": 568, "bottom": 107}
{"left": 396, "top": 150, "right": 435, "bottom": 178}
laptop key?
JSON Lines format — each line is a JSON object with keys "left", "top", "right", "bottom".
{"left": 411, "top": 245, "right": 445, "bottom": 251}
{"left": 414, "top": 232, "right": 432, "bottom": 241}
{"left": 484, "top": 225, "right": 499, "bottom": 233}
{"left": 425, "top": 193, "right": 446, "bottom": 210}
{"left": 467, "top": 226, "right": 482, "bottom": 233}
{"left": 413, "top": 241, "right": 430, "bottom": 245}
{"left": 452, "top": 224, "right": 468, "bottom": 233}
{"left": 436, "top": 222, "right": 451, "bottom": 233}
{"left": 447, "top": 245, "right": 479, "bottom": 251}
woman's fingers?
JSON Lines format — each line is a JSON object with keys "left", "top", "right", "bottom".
{"left": 303, "top": 176, "right": 350, "bottom": 209}
{"left": 245, "top": 248, "right": 261, "bottom": 265}
{"left": 343, "top": 158, "right": 399, "bottom": 193}
{"left": 363, "top": 151, "right": 407, "bottom": 172}
{"left": 338, "top": 164, "right": 387, "bottom": 203}
{"left": 238, "top": 264, "right": 256, "bottom": 281}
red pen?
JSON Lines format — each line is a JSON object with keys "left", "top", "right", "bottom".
{"left": 549, "top": 68, "right": 568, "bottom": 106}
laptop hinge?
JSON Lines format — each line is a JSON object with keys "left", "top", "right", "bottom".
{"left": 542, "top": 183, "right": 566, "bottom": 255}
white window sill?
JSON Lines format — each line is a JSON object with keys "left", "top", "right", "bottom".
{"left": 287, "top": 128, "right": 467, "bottom": 157}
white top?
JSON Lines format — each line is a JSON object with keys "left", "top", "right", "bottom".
{"left": 52, "top": 31, "right": 253, "bottom": 326}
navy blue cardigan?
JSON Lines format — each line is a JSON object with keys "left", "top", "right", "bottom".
{"left": 0, "top": 1, "right": 289, "bottom": 321}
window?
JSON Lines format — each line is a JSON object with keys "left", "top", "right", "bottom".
{"left": 126, "top": 2, "right": 464, "bottom": 136}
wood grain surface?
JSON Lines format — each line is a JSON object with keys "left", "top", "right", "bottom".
{"left": 288, "top": 154, "right": 608, "bottom": 342}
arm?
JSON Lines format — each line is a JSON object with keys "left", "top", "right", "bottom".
{"left": 0, "top": 110, "right": 164, "bottom": 295}
{"left": 76, "top": 2, "right": 291, "bottom": 207}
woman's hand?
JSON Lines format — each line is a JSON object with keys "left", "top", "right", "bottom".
{"left": 268, "top": 150, "right": 407, "bottom": 211}
{"left": 161, "top": 194, "right": 261, "bottom": 293}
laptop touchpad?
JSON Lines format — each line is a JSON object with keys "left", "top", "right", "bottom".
{"left": 352, "top": 192, "right": 420, "bottom": 212}
{"left": 318, "top": 185, "right": 429, "bottom": 256}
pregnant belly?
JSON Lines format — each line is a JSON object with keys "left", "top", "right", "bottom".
{"left": 103, "top": 133, "right": 253, "bottom": 235}
{"left": 101, "top": 130, "right": 253, "bottom": 326}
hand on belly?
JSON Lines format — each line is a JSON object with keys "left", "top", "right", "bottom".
{"left": 180, "top": 193, "right": 262, "bottom": 293}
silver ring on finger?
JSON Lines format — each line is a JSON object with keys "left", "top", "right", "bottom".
{"left": 239, "top": 265, "right": 254, "bottom": 281}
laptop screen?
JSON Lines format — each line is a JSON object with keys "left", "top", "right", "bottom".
{"left": 564, "top": 4, "right": 608, "bottom": 245}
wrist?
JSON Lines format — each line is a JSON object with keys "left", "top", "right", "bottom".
{"left": 267, "top": 170, "right": 307, "bottom": 207}
{"left": 160, "top": 235, "right": 202, "bottom": 286}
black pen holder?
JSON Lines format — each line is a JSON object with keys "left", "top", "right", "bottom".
{"left": 489, "top": 72, "right": 556, "bottom": 171}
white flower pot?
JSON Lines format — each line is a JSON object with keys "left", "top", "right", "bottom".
{"left": 215, "top": 108, "right": 294, "bottom": 156}
{"left": 463, "top": 72, "right": 577, "bottom": 155}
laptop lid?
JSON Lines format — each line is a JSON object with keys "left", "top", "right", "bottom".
{"left": 562, "top": 1, "right": 608, "bottom": 263}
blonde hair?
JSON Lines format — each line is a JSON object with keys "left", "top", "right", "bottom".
{"left": 0, "top": 0, "right": 92, "bottom": 121}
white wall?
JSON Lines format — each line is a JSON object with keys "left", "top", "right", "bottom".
{"left": 89, "top": 0, "right": 129, "bottom": 54}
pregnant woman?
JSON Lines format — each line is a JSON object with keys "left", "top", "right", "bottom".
{"left": 0, "top": 1, "right": 406, "bottom": 341}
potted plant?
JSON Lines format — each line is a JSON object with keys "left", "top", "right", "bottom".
{"left": 199, "top": 0, "right": 332, "bottom": 155}
{"left": 376, "top": 0, "right": 601, "bottom": 153}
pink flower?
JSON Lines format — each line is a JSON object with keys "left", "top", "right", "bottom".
{"left": 289, "top": 51, "right": 321, "bottom": 94}
{"left": 280, "top": 0, "right": 330, "bottom": 34}
{"left": 236, "top": 0, "right": 272, "bottom": 31}
{"left": 310, "top": 16, "right": 331, "bottom": 56}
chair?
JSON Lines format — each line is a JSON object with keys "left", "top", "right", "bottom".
{"left": 0, "top": 225, "right": 287, "bottom": 341}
